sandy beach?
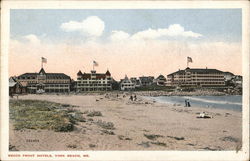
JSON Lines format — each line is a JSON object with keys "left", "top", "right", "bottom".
{"left": 9, "top": 93, "right": 242, "bottom": 151}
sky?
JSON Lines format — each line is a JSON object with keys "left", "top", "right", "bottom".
{"left": 9, "top": 9, "right": 242, "bottom": 80}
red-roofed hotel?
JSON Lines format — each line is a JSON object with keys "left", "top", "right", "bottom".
{"left": 76, "top": 70, "right": 112, "bottom": 92}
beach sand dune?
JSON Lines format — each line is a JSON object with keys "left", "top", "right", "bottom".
{"left": 9, "top": 94, "right": 242, "bottom": 151}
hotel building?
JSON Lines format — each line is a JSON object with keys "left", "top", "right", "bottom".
{"left": 76, "top": 70, "right": 112, "bottom": 92}
{"left": 166, "top": 67, "right": 225, "bottom": 87}
{"left": 139, "top": 76, "right": 154, "bottom": 86}
{"left": 156, "top": 75, "right": 167, "bottom": 86}
{"left": 16, "top": 68, "right": 71, "bottom": 93}
{"left": 120, "top": 75, "right": 135, "bottom": 91}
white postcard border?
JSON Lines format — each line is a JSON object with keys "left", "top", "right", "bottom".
{"left": 1, "top": 1, "right": 249, "bottom": 161}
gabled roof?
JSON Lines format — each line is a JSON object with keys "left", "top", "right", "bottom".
{"left": 105, "top": 70, "right": 111, "bottom": 76}
{"left": 157, "top": 75, "right": 166, "bottom": 80}
{"left": 77, "top": 70, "right": 83, "bottom": 76}
{"left": 120, "top": 75, "right": 133, "bottom": 84}
{"left": 9, "top": 77, "right": 17, "bottom": 87}
{"left": 9, "top": 77, "right": 27, "bottom": 87}
{"left": 39, "top": 68, "right": 46, "bottom": 74}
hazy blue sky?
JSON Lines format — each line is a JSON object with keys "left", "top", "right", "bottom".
{"left": 11, "top": 9, "right": 241, "bottom": 42}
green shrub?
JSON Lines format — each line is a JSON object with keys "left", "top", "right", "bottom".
{"left": 84, "top": 110, "right": 102, "bottom": 117}
{"left": 95, "top": 120, "right": 115, "bottom": 130}
{"left": 9, "top": 99, "right": 82, "bottom": 132}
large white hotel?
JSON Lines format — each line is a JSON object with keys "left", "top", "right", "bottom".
{"left": 166, "top": 67, "right": 225, "bottom": 87}
{"left": 76, "top": 70, "right": 112, "bottom": 92}
{"left": 16, "top": 68, "right": 71, "bottom": 93}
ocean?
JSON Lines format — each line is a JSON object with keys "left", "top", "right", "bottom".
{"left": 148, "top": 95, "right": 242, "bottom": 111}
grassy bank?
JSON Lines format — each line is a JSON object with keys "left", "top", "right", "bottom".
{"left": 9, "top": 99, "right": 85, "bottom": 132}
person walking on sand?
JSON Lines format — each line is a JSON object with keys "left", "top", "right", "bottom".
{"left": 134, "top": 95, "right": 137, "bottom": 101}
{"left": 130, "top": 95, "right": 133, "bottom": 101}
{"left": 187, "top": 100, "right": 191, "bottom": 107}
{"left": 185, "top": 99, "right": 188, "bottom": 107}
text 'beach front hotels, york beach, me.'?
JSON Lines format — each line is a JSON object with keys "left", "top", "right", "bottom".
{"left": 9, "top": 57, "right": 242, "bottom": 95}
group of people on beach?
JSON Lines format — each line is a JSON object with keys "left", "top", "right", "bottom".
{"left": 184, "top": 99, "right": 191, "bottom": 107}
{"left": 129, "top": 95, "right": 137, "bottom": 101}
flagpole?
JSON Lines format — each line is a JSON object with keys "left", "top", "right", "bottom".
{"left": 41, "top": 58, "right": 43, "bottom": 69}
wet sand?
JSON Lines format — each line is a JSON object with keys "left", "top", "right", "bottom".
{"left": 9, "top": 93, "right": 242, "bottom": 151}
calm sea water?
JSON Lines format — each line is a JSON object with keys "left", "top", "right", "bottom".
{"left": 149, "top": 95, "right": 242, "bottom": 111}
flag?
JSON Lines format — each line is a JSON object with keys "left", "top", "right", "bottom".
{"left": 93, "top": 60, "right": 98, "bottom": 66}
{"left": 187, "top": 57, "right": 193, "bottom": 63}
{"left": 42, "top": 57, "right": 47, "bottom": 63}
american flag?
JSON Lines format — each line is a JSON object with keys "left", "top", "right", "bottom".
{"left": 93, "top": 60, "right": 98, "bottom": 66}
{"left": 187, "top": 57, "right": 193, "bottom": 63}
{"left": 42, "top": 57, "right": 47, "bottom": 63}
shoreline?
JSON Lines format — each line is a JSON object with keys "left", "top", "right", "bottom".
{"left": 12, "top": 89, "right": 242, "bottom": 97}
{"left": 141, "top": 95, "right": 242, "bottom": 113}
{"left": 9, "top": 94, "right": 242, "bottom": 151}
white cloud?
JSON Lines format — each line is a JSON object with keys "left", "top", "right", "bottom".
{"left": 110, "top": 24, "right": 202, "bottom": 42}
{"left": 110, "top": 31, "right": 130, "bottom": 41}
{"left": 24, "top": 34, "right": 41, "bottom": 44}
{"left": 60, "top": 16, "right": 105, "bottom": 37}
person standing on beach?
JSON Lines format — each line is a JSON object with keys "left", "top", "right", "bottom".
{"left": 187, "top": 100, "right": 191, "bottom": 107}
{"left": 185, "top": 99, "right": 188, "bottom": 107}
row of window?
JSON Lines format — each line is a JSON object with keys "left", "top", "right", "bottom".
{"left": 171, "top": 82, "right": 225, "bottom": 85}
{"left": 172, "top": 79, "right": 224, "bottom": 82}
{"left": 77, "top": 84, "right": 111, "bottom": 87}
{"left": 20, "top": 80, "right": 70, "bottom": 84}
{"left": 20, "top": 76, "right": 69, "bottom": 80}
{"left": 77, "top": 78, "right": 111, "bottom": 80}
{"left": 121, "top": 84, "right": 135, "bottom": 87}
{"left": 28, "top": 84, "right": 69, "bottom": 87}
{"left": 78, "top": 81, "right": 110, "bottom": 84}
{"left": 173, "top": 76, "right": 224, "bottom": 79}
{"left": 27, "top": 89, "right": 69, "bottom": 93}
{"left": 78, "top": 88, "right": 111, "bottom": 91}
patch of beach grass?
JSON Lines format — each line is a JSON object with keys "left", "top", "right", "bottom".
{"left": 84, "top": 110, "right": 102, "bottom": 117}
{"left": 9, "top": 144, "right": 18, "bottom": 151}
{"left": 151, "top": 141, "right": 167, "bottom": 147}
{"left": 101, "top": 129, "right": 115, "bottom": 135}
{"left": 9, "top": 99, "right": 84, "bottom": 132}
{"left": 67, "top": 144, "right": 77, "bottom": 149}
{"left": 118, "top": 135, "right": 132, "bottom": 140}
{"left": 89, "top": 144, "right": 96, "bottom": 148}
{"left": 95, "top": 120, "right": 115, "bottom": 130}
{"left": 220, "top": 136, "right": 239, "bottom": 143}
{"left": 144, "top": 134, "right": 163, "bottom": 140}
{"left": 167, "top": 136, "right": 185, "bottom": 141}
